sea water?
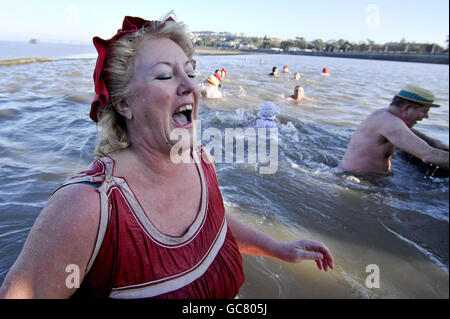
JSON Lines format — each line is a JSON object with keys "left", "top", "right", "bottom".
{"left": 0, "top": 42, "right": 448, "bottom": 298}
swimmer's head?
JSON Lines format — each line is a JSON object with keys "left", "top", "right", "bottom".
{"left": 393, "top": 85, "right": 439, "bottom": 108}
{"left": 294, "top": 72, "right": 301, "bottom": 80}
{"left": 221, "top": 68, "right": 227, "bottom": 77}
{"left": 207, "top": 75, "right": 220, "bottom": 87}
{"left": 283, "top": 65, "right": 289, "bottom": 72}
{"left": 272, "top": 66, "right": 278, "bottom": 74}
{"left": 258, "top": 101, "right": 280, "bottom": 120}
{"left": 294, "top": 85, "right": 304, "bottom": 96}
{"left": 214, "top": 69, "right": 222, "bottom": 81}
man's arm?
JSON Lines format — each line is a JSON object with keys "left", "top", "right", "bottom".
{"left": 380, "top": 116, "right": 449, "bottom": 168}
{"left": 302, "top": 96, "right": 317, "bottom": 103}
{"left": 411, "top": 128, "right": 449, "bottom": 151}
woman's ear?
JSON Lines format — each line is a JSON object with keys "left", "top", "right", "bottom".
{"left": 114, "top": 99, "right": 133, "bottom": 120}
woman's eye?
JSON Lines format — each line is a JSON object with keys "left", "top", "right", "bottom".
{"left": 156, "top": 74, "right": 173, "bottom": 80}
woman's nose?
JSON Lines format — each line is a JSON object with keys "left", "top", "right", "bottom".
{"left": 178, "top": 76, "right": 198, "bottom": 96}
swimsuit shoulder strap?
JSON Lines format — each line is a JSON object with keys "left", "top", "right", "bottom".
{"left": 51, "top": 157, "right": 114, "bottom": 195}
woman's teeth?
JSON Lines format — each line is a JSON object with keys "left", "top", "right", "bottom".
{"left": 173, "top": 104, "right": 193, "bottom": 126}
{"left": 176, "top": 104, "right": 193, "bottom": 113}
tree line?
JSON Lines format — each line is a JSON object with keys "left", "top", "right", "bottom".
{"left": 193, "top": 33, "right": 449, "bottom": 55}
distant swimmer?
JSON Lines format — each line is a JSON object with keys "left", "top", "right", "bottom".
{"left": 294, "top": 72, "right": 301, "bottom": 81}
{"left": 287, "top": 85, "right": 316, "bottom": 102}
{"left": 321, "top": 67, "right": 329, "bottom": 76}
{"left": 201, "top": 75, "right": 223, "bottom": 99}
{"left": 255, "top": 101, "right": 280, "bottom": 129}
{"left": 214, "top": 69, "right": 222, "bottom": 82}
{"left": 283, "top": 65, "right": 290, "bottom": 73}
{"left": 269, "top": 66, "right": 278, "bottom": 76}
{"left": 339, "top": 85, "right": 449, "bottom": 175}
{"left": 213, "top": 69, "right": 223, "bottom": 88}
{"left": 220, "top": 67, "right": 227, "bottom": 78}
{"left": 260, "top": 59, "right": 264, "bottom": 64}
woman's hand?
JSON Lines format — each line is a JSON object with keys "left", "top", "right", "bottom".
{"left": 276, "top": 239, "right": 334, "bottom": 271}
{"left": 226, "top": 214, "right": 334, "bottom": 272}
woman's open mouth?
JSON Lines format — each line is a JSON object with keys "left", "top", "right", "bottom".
{"left": 172, "top": 104, "right": 193, "bottom": 128}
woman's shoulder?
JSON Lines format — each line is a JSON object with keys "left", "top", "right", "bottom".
{"left": 0, "top": 183, "right": 101, "bottom": 298}
{"left": 48, "top": 159, "right": 103, "bottom": 231}
{"left": 39, "top": 183, "right": 100, "bottom": 263}
{"left": 49, "top": 183, "right": 101, "bottom": 225}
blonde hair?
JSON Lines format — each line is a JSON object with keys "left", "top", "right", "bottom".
{"left": 93, "top": 20, "right": 194, "bottom": 158}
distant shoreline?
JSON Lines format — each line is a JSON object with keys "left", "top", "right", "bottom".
{"left": 280, "top": 50, "right": 449, "bottom": 65}
{"left": 0, "top": 57, "right": 54, "bottom": 66}
{"left": 1, "top": 46, "right": 447, "bottom": 65}
{"left": 195, "top": 46, "right": 449, "bottom": 64}
{"left": 194, "top": 47, "right": 260, "bottom": 56}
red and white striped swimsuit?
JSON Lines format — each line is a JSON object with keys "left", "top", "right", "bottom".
{"left": 64, "top": 149, "right": 244, "bottom": 299}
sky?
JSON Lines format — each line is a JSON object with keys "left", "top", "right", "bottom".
{"left": 0, "top": 0, "right": 448, "bottom": 46}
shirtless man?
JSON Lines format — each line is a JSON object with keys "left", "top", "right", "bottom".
{"left": 287, "top": 85, "right": 316, "bottom": 102}
{"left": 201, "top": 75, "right": 223, "bottom": 99}
{"left": 339, "top": 85, "right": 449, "bottom": 174}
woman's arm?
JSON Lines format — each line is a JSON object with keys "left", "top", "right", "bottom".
{"left": 226, "top": 214, "right": 334, "bottom": 271}
{"left": 201, "top": 145, "right": 334, "bottom": 272}
{"left": 0, "top": 184, "right": 100, "bottom": 298}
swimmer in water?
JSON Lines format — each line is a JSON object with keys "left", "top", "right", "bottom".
{"left": 339, "top": 85, "right": 449, "bottom": 175}
{"left": 283, "top": 65, "right": 290, "bottom": 73}
{"left": 269, "top": 66, "right": 278, "bottom": 76}
{"left": 287, "top": 85, "right": 316, "bottom": 102}
{"left": 255, "top": 101, "right": 280, "bottom": 129}
{"left": 293, "top": 72, "right": 301, "bottom": 81}
{"left": 220, "top": 68, "right": 227, "bottom": 78}
{"left": 201, "top": 75, "right": 223, "bottom": 99}
{"left": 214, "top": 69, "right": 222, "bottom": 84}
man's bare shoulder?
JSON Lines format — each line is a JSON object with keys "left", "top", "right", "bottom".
{"left": 363, "top": 108, "right": 403, "bottom": 128}
{"left": 368, "top": 108, "right": 398, "bottom": 120}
